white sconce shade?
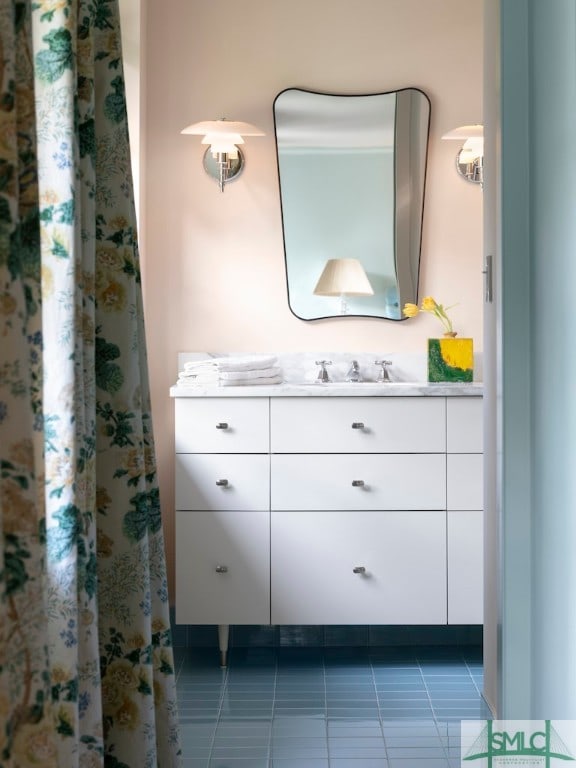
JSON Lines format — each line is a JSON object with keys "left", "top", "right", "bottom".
{"left": 441, "top": 124, "right": 483, "bottom": 141}
{"left": 313, "top": 258, "right": 374, "bottom": 315}
{"left": 181, "top": 118, "right": 265, "bottom": 192}
{"left": 181, "top": 120, "right": 265, "bottom": 137}
{"left": 442, "top": 124, "right": 484, "bottom": 185}
{"left": 201, "top": 133, "right": 244, "bottom": 146}
{"left": 205, "top": 142, "right": 240, "bottom": 160}
{"left": 459, "top": 137, "right": 484, "bottom": 163}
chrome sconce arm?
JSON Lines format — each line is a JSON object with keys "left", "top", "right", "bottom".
{"left": 181, "top": 118, "right": 265, "bottom": 192}
{"left": 442, "top": 124, "right": 484, "bottom": 186}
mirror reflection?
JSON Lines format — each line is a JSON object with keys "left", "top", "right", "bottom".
{"left": 273, "top": 87, "right": 430, "bottom": 320}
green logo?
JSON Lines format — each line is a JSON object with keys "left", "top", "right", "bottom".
{"left": 463, "top": 720, "right": 576, "bottom": 766}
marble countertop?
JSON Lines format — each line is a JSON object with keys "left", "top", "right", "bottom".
{"left": 170, "top": 382, "right": 483, "bottom": 398}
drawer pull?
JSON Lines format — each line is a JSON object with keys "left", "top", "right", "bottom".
{"left": 351, "top": 422, "right": 365, "bottom": 429}
{"left": 351, "top": 479, "right": 365, "bottom": 487}
{"left": 216, "top": 479, "right": 229, "bottom": 487}
{"left": 216, "top": 422, "right": 229, "bottom": 430}
{"left": 215, "top": 565, "right": 228, "bottom": 574}
{"left": 353, "top": 566, "right": 366, "bottom": 574}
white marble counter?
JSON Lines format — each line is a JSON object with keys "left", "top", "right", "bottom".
{"left": 171, "top": 352, "right": 483, "bottom": 398}
{"left": 170, "top": 382, "right": 483, "bottom": 398}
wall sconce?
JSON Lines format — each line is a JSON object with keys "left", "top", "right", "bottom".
{"left": 442, "top": 124, "right": 484, "bottom": 185}
{"left": 181, "top": 118, "right": 265, "bottom": 192}
{"left": 313, "top": 258, "right": 374, "bottom": 315}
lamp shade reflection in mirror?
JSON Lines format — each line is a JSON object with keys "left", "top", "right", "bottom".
{"left": 273, "top": 88, "right": 431, "bottom": 321}
{"left": 313, "top": 258, "right": 374, "bottom": 315}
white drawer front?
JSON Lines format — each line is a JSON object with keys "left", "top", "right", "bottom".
{"left": 176, "top": 454, "right": 270, "bottom": 511}
{"left": 271, "top": 454, "right": 445, "bottom": 510}
{"left": 176, "top": 511, "right": 270, "bottom": 625}
{"left": 447, "top": 453, "right": 483, "bottom": 510}
{"left": 175, "top": 397, "right": 269, "bottom": 453}
{"left": 447, "top": 397, "right": 483, "bottom": 453}
{"left": 271, "top": 397, "right": 446, "bottom": 453}
{"left": 271, "top": 511, "right": 447, "bottom": 624}
{"left": 448, "top": 511, "right": 483, "bottom": 624}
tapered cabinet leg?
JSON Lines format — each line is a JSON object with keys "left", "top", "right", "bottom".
{"left": 218, "top": 624, "right": 230, "bottom": 668}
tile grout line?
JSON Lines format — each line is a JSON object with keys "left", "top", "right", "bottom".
{"left": 323, "top": 650, "right": 329, "bottom": 767}
{"left": 465, "top": 655, "right": 484, "bottom": 699}
{"left": 369, "top": 651, "right": 391, "bottom": 766}
{"left": 207, "top": 655, "right": 230, "bottom": 765}
{"left": 268, "top": 648, "right": 278, "bottom": 766}
{"left": 417, "top": 652, "right": 458, "bottom": 767}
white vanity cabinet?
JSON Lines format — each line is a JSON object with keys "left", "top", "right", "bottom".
{"left": 175, "top": 511, "right": 270, "bottom": 625}
{"left": 172, "top": 389, "right": 484, "bottom": 653}
{"left": 174, "top": 398, "right": 270, "bottom": 628}
{"left": 271, "top": 510, "right": 447, "bottom": 625}
{"left": 446, "top": 397, "right": 484, "bottom": 624}
{"left": 270, "top": 397, "right": 448, "bottom": 625}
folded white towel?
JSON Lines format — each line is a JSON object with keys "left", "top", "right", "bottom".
{"left": 177, "top": 372, "right": 219, "bottom": 385}
{"left": 219, "top": 375, "right": 283, "bottom": 387}
{"left": 217, "top": 367, "right": 282, "bottom": 381}
{"left": 184, "top": 354, "right": 277, "bottom": 373}
{"left": 178, "top": 367, "right": 281, "bottom": 382}
{"left": 176, "top": 374, "right": 283, "bottom": 387}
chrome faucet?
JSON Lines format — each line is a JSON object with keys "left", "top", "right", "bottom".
{"left": 346, "top": 360, "right": 362, "bottom": 382}
{"left": 315, "top": 360, "right": 332, "bottom": 383}
{"left": 375, "top": 359, "right": 392, "bottom": 382}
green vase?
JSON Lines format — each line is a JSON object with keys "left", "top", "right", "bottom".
{"left": 428, "top": 337, "right": 473, "bottom": 382}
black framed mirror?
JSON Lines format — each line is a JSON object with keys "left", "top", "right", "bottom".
{"left": 273, "top": 87, "right": 431, "bottom": 321}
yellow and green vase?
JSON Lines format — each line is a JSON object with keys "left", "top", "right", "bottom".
{"left": 428, "top": 336, "right": 473, "bottom": 383}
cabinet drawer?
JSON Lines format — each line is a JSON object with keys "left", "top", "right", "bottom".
{"left": 175, "top": 397, "right": 269, "bottom": 453}
{"left": 447, "top": 453, "right": 483, "bottom": 510}
{"left": 271, "top": 454, "right": 445, "bottom": 510}
{"left": 271, "top": 511, "right": 447, "bottom": 624}
{"left": 175, "top": 511, "right": 270, "bottom": 625}
{"left": 448, "top": 511, "right": 483, "bottom": 624}
{"left": 447, "top": 397, "right": 483, "bottom": 453}
{"left": 271, "top": 397, "right": 446, "bottom": 453}
{"left": 176, "top": 454, "right": 270, "bottom": 510}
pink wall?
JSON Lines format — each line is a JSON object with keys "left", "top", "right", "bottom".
{"left": 142, "top": 0, "right": 483, "bottom": 596}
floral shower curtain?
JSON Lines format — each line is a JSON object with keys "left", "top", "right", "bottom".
{"left": 0, "top": 1, "right": 55, "bottom": 766}
{"left": 1, "top": 0, "right": 181, "bottom": 765}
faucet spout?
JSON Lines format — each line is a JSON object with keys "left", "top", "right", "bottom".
{"left": 346, "top": 360, "right": 362, "bottom": 382}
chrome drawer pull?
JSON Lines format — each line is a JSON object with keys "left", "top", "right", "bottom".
{"left": 353, "top": 566, "right": 366, "bottom": 574}
{"left": 216, "top": 479, "right": 229, "bottom": 487}
{"left": 351, "top": 480, "right": 365, "bottom": 487}
{"left": 215, "top": 565, "right": 228, "bottom": 574}
{"left": 351, "top": 422, "right": 365, "bottom": 429}
{"left": 216, "top": 422, "right": 229, "bottom": 430}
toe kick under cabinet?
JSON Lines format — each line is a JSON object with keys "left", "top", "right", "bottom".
{"left": 173, "top": 391, "right": 484, "bottom": 651}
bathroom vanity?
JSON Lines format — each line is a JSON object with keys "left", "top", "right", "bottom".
{"left": 171, "top": 372, "right": 483, "bottom": 665}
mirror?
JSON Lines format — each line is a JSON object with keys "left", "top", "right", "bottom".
{"left": 273, "top": 87, "right": 431, "bottom": 321}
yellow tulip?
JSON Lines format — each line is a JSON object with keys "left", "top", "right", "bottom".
{"left": 421, "top": 296, "right": 437, "bottom": 311}
{"left": 405, "top": 296, "right": 457, "bottom": 335}
{"left": 402, "top": 303, "right": 419, "bottom": 318}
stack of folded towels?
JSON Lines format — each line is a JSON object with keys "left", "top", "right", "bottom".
{"left": 177, "top": 354, "right": 283, "bottom": 387}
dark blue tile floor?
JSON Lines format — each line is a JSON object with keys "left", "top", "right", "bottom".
{"left": 175, "top": 645, "right": 492, "bottom": 767}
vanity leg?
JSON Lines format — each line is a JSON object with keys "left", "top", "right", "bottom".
{"left": 218, "top": 624, "right": 229, "bottom": 668}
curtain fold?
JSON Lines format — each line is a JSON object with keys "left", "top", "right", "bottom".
{"left": 0, "top": 1, "right": 57, "bottom": 765}
{"left": 1, "top": 1, "right": 181, "bottom": 765}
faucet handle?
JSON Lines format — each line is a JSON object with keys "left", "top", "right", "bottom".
{"left": 374, "top": 359, "right": 392, "bottom": 382}
{"left": 315, "top": 360, "right": 332, "bottom": 383}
